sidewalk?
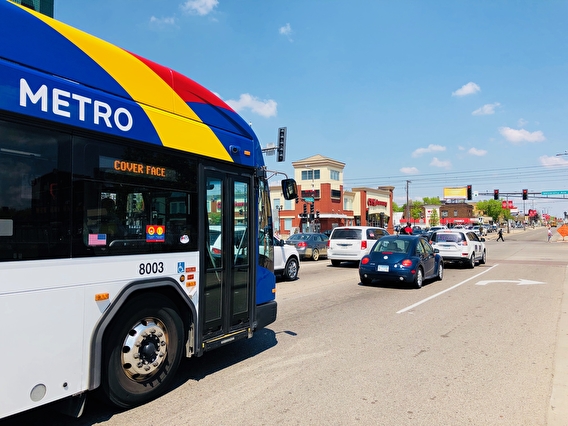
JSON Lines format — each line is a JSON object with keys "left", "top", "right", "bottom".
{"left": 484, "top": 226, "right": 568, "bottom": 243}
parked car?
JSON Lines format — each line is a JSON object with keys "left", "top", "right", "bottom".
{"left": 285, "top": 232, "right": 329, "bottom": 261}
{"left": 327, "top": 226, "right": 389, "bottom": 266}
{"left": 429, "top": 229, "right": 486, "bottom": 268}
{"left": 273, "top": 236, "right": 301, "bottom": 280}
{"left": 411, "top": 227, "right": 428, "bottom": 237}
{"left": 471, "top": 225, "right": 487, "bottom": 236}
{"left": 359, "top": 235, "right": 443, "bottom": 288}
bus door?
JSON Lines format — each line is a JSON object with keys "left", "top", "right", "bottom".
{"left": 203, "top": 171, "right": 253, "bottom": 341}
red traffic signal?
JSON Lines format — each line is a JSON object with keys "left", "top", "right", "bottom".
{"left": 493, "top": 189, "right": 499, "bottom": 200}
{"left": 467, "top": 185, "right": 472, "bottom": 200}
{"left": 522, "top": 189, "right": 528, "bottom": 200}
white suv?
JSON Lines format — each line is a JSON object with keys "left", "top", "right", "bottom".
{"left": 273, "top": 237, "right": 300, "bottom": 280}
{"left": 430, "top": 229, "right": 486, "bottom": 268}
{"left": 327, "top": 226, "right": 389, "bottom": 266}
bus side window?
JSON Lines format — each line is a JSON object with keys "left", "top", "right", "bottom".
{"left": 99, "top": 197, "right": 126, "bottom": 238}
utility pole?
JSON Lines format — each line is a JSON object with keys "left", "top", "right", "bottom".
{"left": 406, "top": 180, "right": 411, "bottom": 225}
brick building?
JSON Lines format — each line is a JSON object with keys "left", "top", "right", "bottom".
{"left": 271, "top": 155, "right": 394, "bottom": 237}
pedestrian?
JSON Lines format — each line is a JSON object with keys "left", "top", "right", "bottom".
{"left": 404, "top": 223, "right": 412, "bottom": 235}
{"left": 547, "top": 228, "right": 552, "bottom": 242}
{"left": 496, "top": 228, "right": 504, "bottom": 242}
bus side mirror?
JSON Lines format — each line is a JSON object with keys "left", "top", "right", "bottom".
{"left": 281, "top": 179, "right": 298, "bottom": 200}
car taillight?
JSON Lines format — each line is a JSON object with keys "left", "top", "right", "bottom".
{"left": 327, "top": 241, "right": 330, "bottom": 247}
{"left": 298, "top": 242, "right": 307, "bottom": 248}
{"left": 361, "top": 241, "right": 367, "bottom": 250}
{"left": 401, "top": 259, "right": 413, "bottom": 267}
{"left": 361, "top": 257, "right": 370, "bottom": 265}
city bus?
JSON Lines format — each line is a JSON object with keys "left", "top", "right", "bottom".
{"left": 0, "top": 1, "right": 296, "bottom": 419}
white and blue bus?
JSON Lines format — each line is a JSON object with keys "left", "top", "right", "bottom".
{"left": 0, "top": 1, "right": 296, "bottom": 419}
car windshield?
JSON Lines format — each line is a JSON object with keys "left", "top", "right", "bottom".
{"left": 373, "top": 239, "right": 409, "bottom": 253}
{"left": 332, "top": 229, "right": 362, "bottom": 239}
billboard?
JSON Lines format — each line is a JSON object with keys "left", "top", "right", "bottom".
{"left": 443, "top": 187, "right": 467, "bottom": 200}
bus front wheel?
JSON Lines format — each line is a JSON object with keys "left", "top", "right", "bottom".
{"left": 101, "top": 293, "right": 184, "bottom": 408}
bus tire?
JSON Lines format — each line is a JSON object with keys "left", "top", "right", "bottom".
{"left": 101, "top": 293, "right": 184, "bottom": 408}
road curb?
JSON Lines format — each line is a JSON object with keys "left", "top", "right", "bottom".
{"left": 548, "top": 264, "right": 568, "bottom": 425}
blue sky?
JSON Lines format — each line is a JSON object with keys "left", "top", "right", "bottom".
{"left": 56, "top": 0, "right": 568, "bottom": 217}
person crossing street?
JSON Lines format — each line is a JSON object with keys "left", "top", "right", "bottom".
{"left": 496, "top": 227, "right": 504, "bottom": 242}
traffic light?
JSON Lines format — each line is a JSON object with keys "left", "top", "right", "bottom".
{"left": 522, "top": 189, "right": 528, "bottom": 200}
{"left": 303, "top": 203, "right": 307, "bottom": 217}
{"left": 277, "top": 127, "right": 287, "bottom": 162}
{"left": 467, "top": 185, "right": 472, "bottom": 201}
{"left": 494, "top": 189, "right": 499, "bottom": 200}
{"left": 295, "top": 196, "right": 299, "bottom": 204}
{"left": 310, "top": 203, "right": 314, "bottom": 214}
{"left": 316, "top": 211, "right": 320, "bottom": 219}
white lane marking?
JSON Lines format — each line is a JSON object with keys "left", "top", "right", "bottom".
{"left": 476, "top": 279, "right": 545, "bottom": 286}
{"left": 396, "top": 264, "right": 499, "bottom": 314}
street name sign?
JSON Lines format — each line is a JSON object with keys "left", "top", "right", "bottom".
{"left": 541, "top": 190, "right": 568, "bottom": 195}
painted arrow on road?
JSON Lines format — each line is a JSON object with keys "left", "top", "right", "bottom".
{"left": 476, "top": 279, "right": 545, "bottom": 286}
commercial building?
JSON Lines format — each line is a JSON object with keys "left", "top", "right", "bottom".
{"left": 271, "top": 155, "right": 394, "bottom": 237}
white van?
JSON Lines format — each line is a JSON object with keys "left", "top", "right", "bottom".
{"left": 327, "top": 226, "right": 389, "bottom": 266}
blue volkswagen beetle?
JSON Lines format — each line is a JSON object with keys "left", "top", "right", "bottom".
{"left": 359, "top": 235, "right": 443, "bottom": 288}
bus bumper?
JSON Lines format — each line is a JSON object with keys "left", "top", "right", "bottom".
{"left": 255, "top": 300, "right": 277, "bottom": 330}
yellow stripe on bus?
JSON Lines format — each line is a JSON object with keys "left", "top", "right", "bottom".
{"left": 141, "top": 105, "right": 233, "bottom": 160}
{"left": 24, "top": 8, "right": 232, "bottom": 161}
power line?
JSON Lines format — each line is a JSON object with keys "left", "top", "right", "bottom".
{"left": 343, "top": 163, "right": 568, "bottom": 193}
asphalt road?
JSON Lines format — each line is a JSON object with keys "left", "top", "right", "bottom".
{"left": 3, "top": 226, "right": 568, "bottom": 425}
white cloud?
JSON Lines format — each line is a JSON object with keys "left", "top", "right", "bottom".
{"left": 412, "top": 144, "right": 446, "bottom": 158}
{"left": 468, "top": 147, "right": 487, "bottom": 156}
{"left": 518, "top": 118, "right": 528, "bottom": 127}
{"left": 279, "top": 23, "right": 292, "bottom": 36}
{"left": 400, "top": 167, "right": 419, "bottom": 174}
{"left": 452, "top": 82, "right": 480, "bottom": 97}
{"left": 225, "top": 93, "right": 277, "bottom": 118}
{"left": 499, "top": 127, "right": 545, "bottom": 144}
{"left": 430, "top": 157, "right": 452, "bottom": 169}
{"left": 472, "top": 102, "right": 500, "bottom": 116}
{"left": 150, "top": 16, "right": 177, "bottom": 27}
{"left": 539, "top": 155, "right": 568, "bottom": 167}
{"left": 181, "top": 0, "right": 218, "bottom": 15}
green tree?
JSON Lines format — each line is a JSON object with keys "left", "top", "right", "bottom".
{"left": 392, "top": 201, "right": 404, "bottom": 212}
{"left": 476, "top": 200, "right": 508, "bottom": 223}
{"left": 411, "top": 203, "right": 423, "bottom": 223}
{"left": 422, "top": 196, "right": 441, "bottom": 205}
{"left": 208, "top": 212, "right": 221, "bottom": 225}
{"left": 429, "top": 209, "right": 440, "bottom": 227}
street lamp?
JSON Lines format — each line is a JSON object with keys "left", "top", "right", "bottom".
{"left": 276, "top": 205, "right": 283, "bottom": 233}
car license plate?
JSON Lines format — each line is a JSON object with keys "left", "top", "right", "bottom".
{"left": 377, "top": 265, "right": 389, "bottom": 272}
